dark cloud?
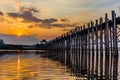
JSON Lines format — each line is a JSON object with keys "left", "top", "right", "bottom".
{"left": 42, "top": 18, "right": 58, "bottom": 23}
{"left": 0, "top": 11, "right": 3, "bottom": 15}
{"left": 7, "top": 11, "right": 58, "bottom": 23}
{"left": 4, "top": 6, "right": 77, "bottom": 29}
{"left": 28, "top": 25, "right": 34, "bottom": 28}
{"left": 35, "top": 22, "right": 79, "bottom": 29}
{"left": 7, "top": 6, "right": 41, "bottom": 22}
{"left": 7, "top": 11, "right": 41, "bottom": 22}
{"left": 61, "top": 18, "right": 70, "bottom": 22}
{"left": 20, "top": 7, "right": 39, "bottom": 13}
{"left": 6, "top": 6, "right": 76, "bottom": 28}
{"left": 62, "top": 28, "right": 70, "bottom": 31}
{"left": 35, "top": 23, "right": 52, "bottom": 29}
{"left": 51, "top": 23, "right": 79, "bottom": 28}
{"left": 6, "top": 10, "right": 78, "bottom": 29}
{"left": 32, "top": 18, "right": 58, "bottom": 28}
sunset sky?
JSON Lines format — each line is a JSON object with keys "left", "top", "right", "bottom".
{"left": 0, "top": 0, "right": 120, "bottom": 45}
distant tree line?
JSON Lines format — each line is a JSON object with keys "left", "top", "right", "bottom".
{"left": 0, "top": 39, "right": 47, "bottom": 50}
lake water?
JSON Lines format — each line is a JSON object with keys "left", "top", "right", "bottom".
{"left": 0, "top": 50, "right": 119, "bottom": 80}
{"left": 0, "top": 50, "right": 86, "bottom": 80}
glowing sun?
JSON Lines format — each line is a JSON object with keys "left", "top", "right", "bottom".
{"left": 18, "top": 33, "right": 21, "bottom": 37}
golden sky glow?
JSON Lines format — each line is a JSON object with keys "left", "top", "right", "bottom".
{"left": 0, "top": 0, "right": 120, "bottom": 44}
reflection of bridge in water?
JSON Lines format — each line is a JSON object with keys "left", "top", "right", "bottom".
{"left": 41, "top": 11, "right": 120, "bottom": 80}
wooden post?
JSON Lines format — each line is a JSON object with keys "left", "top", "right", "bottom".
{"left": 81, "top": 27, "right": 84, "bottom": 72}
{"left": 91, "top": 21, "right": 95, "bottom": 79}
{"left": 75, "top": 29, "right": 77, "bottom": 76}
{"left": 87, "top": 23, "right": 91, "bottom": 80}
{"left": 76, "top": 27, "right": 79, "bottom": 76}
{"left": 112, "top": 11, "right": 118, "bottom": 80}
{"left": 104, "top": 13, "right": 110, "bottom": 80}
{"left": 79, "top": 27, "right": 82, "bottom": 74}
{"left": 100, "top": 17, "right": 104, "bottom": 79}
{"left": 73, "top": 30, "right": 76, "bottom": 73}
{"left": 110, "top": 24, "right": 113, "bottom": 78}
{"left": 84, "top": 25, "right": 88, "bottom": 73}
{"left": 78, "top": 27, "right": 81, "bottom": 75}
{"left": 71, "top": 33, "right": 74, "bottom": 72}
{"left": 66, "top": 34, "right": 68, "bottom": 65}
{"left": 70, "top": 30, "right": 73, "bottom": 74}
{"left": 95, "top": 20, "right": 99, "bottom": 79}
{"left": 67, "top": 33, "right": 71, "bottom": 67}
{"left": 82, "top": 25, "right": 86, "bottom": 73}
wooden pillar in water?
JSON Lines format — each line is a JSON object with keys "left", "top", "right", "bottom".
{"left": 100, "top": 17, "right": 104, "bottom": 79}
{"left": 84, "top": 25, "right": 88, "bottom": 73}
{"left": 75, "top": 27, "right": 79, "bottom": 75}
{"left": 78, "top": 27, "right": 81, "bottom": 75}
{"left": 60, "top": 40, "right": 62, "bottom": 61}
{"left": 64, "top": 35, "right": 67, "bottom": 68}
{"left": 71, "top": 30, "right": 74, "bottom": 74}
{"left": 82, "top": 25, "right": 85, "bottom": 72}
{"left": 69, "top": 32, "right": 72, "bottom": 67}
{"left": 110, "top": 23, "right": 113, "bottom": 78}
{"left": 91, "top": 21, "right": 95, "bottom": 79}
{"left": 79, "top": 27, "right": 82, "bottom": 74}
{"left": 104, "top": 13, "right": 110, "bottom": 80}
{"left": 82, "top": 25, "right": 86, "bottom": 72}
{"left": 87, "top": 23, "right": 91, "bottom": 80}
{"left": 73, "top": 30, "right": 76, "bottom": 73}
{"left": 63, "top": 37, "right": 65, "bottom": 63}
{"left": 74, "top": 29, "right": 77, "bottom": 73}
{"left": 112, "top": 11, "right": 118, "bottom": 80}
{"left": 59, "top": 39, "right": 62, "bottom": 62}
{"left": 95, "top": 20, "right": 99, "bottom": 79}
{"left": 66, "top": 33, "right": 71, "bottom": 66}
{"left": 81, "top": 27, "right": 84, "bottom": 72}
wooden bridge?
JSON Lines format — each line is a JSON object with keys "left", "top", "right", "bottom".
{"left": 41, "top": 11, "right": 120, "bottom": 80}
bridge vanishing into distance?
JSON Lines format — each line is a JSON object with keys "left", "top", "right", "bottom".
{"left": 41, "top": 11, "right": 120, "bottom": 80}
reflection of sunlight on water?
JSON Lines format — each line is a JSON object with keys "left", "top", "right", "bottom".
{"left": 17, "top": 54, "right": 20, "bottom": 78}
{"left": 0, "top": 51, "right": 77, "bottom": 80}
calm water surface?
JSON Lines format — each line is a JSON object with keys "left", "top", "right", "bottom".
{"left": 0, "top": 50, "right": 120, "bottom": 80}
{"left": 0, "top": 50, "right": 82, "bottom": 80}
